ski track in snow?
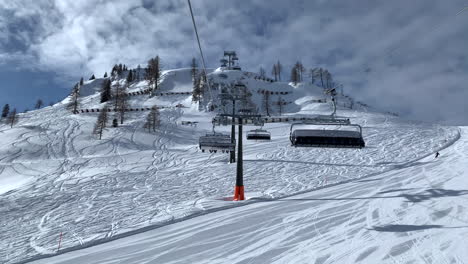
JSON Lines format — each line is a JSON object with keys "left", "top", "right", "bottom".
{"left": 0, "top": 69, "right": 462, "bottom": 264}
{"left": 27, "top": 128, "right": 468, "bottom": 264}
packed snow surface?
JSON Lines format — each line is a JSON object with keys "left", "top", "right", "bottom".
{"left": 30, "top": 127, "right": 468, "bottom": 264}
{"left": 0, "top": 68, "right": 461, "bottom": 263}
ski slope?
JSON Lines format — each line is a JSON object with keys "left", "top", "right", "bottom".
{"left": 0, "top": 68, "right": 461, "bottom": 264}
{"left": 29, "top": 127, "right": 468, "bottom": 264}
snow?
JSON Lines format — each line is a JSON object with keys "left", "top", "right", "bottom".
{"left": 0, "top": 68, "right": 462, "bottom": 264}
{"left": 29, "top": 127, "right": 468, "bottom": 264}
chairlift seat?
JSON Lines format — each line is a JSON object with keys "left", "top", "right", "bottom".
{"left": 199, "top": 133, "right": 235, "bottom": 153}
{"left": 247, "top": 129, "right": 271, "bottom": 140}
{"left": 291, "top": 129, "right": 364, "bottom": 148}
{"left": 290, "top": 118, "right": 365, "bottom": 149}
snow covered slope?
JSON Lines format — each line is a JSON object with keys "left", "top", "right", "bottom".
{"left": 30, "top": 127, "right": 468, "bottom": 264}
{"left": 0, "top": 68, "right": 460, "bottom": 264}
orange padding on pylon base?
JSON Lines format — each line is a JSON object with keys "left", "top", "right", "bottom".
{"left": 233, "top": 186, "right": 245, "bottom": 201}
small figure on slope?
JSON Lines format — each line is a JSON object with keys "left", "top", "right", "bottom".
{"left": 435, "top": 152, "right": 440, "bottom": 158}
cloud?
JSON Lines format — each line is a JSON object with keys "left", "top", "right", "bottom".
{"left": 0, "top": 0, "right": 467, "bottom": 124}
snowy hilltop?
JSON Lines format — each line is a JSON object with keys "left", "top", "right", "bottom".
{"left": 0, "top": 63, "right": 460, "bottom": 264}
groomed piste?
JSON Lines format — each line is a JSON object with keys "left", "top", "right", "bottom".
{"left": 0, "top": 67, "right": 461, "bottom": 264}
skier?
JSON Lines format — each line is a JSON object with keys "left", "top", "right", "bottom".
{"left": 435, "top": 152, "right": 440, "bottom": 158}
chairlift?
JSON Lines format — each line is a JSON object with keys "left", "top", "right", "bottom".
{"left": 199, "top": 131, "right": 235, "bottom": 153}
{"left": 290, "top": 121, "right": 365, "bottom": 148}
{"left": 247, "top": 129, "right": 271, "bottom": 140}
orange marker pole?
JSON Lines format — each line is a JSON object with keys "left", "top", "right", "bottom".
{"left": 234, "top": 118, "right": 245, "bottom": 201}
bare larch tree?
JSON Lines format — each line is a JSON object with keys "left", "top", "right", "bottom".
{"left": 93, "top": 106, "right": 108, "bottom": 140}
{"left": 144, "top": 106, "right": 160, "bottom": 133}
{"left": 8, "top": 108, "right": 18, "bottom": 128}
{"left": 113, "top": 82, "right": 129, "bottom": 124}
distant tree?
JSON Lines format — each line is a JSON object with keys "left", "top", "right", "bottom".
{"left": 144, "top": 106, "right": 160, "bottom": 133}
{"left": 309, "top": 68, "right": 317, "bottom": 84}
{"left": 324, "top": 70, "right": 333, "bottom": 89}
{"left": 1, "top": 104, "right": 10, "bottom": 119}
{"left": 80, "top": 77, "right": 84, "bottom": 86}
{"left": 113, "top": 82, "right": 129, "bottom": 124}
{"left": 89, "top": 74, "right": 96, "bottom": 80}
{"left": 104, "top": 72, "right": 108, "bottom": 78}
{"left": 276, "top": 61, "right": 283, "bottom": 81}
{"left": 259, "top": 67, "right": 266, "bottom": 78}
{"left": 8, "top": 108, "right": 18, "bottom": 128}
{"left": 136, "top": 65, "right": 141, "bottom": 81}
{"left": 275, "top": 97, "right": 285, "bottom": 116}
{"left": 190, "top": 57, "right": 198, "bottom": 80}
{"left": 290, "top": 66, "right": 299, "bottom": 85}
{"left": 191, "top": 58, "right": 201, "bottom": 102}
{"left": 317, "top": 68, "right": 325, "bottom": 88}
{"left": 100, "top": 79, "right": 112, "bottom": 103}
{"left": 126, "top": 70, "right": 133, "bottom": 83}
{"left": 111, "top": 64, "right": 119, "bottom": 77}
{"left": 35, "top": 99, "right": 43, "bottom": 109}
{"left": 146, "top": 56, "right": 162, "bottom": 95}
{"left": 262, "top": 92, "right": 271, "bottom": 116}
{"left": 67, "top": 83, "right": 80, "bottom": 113}
{"left": 271, "top": 64, "right": 279, "bottom": 81}
{"left": 294, "top": 61, "right": 305, "bottom": 82}
{"left": 93, "top": 106, "right": 108, "bottom": 139}
{"left": 192, "top": 74, "right": 201, "bottom": 102}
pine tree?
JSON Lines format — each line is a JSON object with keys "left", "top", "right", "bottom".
{"left": 126, "top": 70, "right": 133, "bottom": 83}
{"left": 191, "top": 58, "right": 201, "bottom": 102}
{"left": 262, "top": 92, "right": 271, "bottom": 116}
{"left": 144, "top": 107, "right": 160, "bottom": 133}
{"left": 259, "top": 67, "right": 266, "bottom": 78}
{"left": 192, "top": 74, "right": 201, "bottom": 102}
{"left": 290, "top": 66, "right": 299, "bottom": 85}
{"left": 271, "top": 64, "right": 279, "bottom": 81}
{"left": 89, "top": 74, "right": 96, "bottom": 80}
{"left": 191, "top": 57, "right": 198, "bottom": 80}
{"left": 67, "top": 83, "right": 80, "bottom": 113}
{"left": 114, "top": 82, "right": 129, "bottom": 124}
{"left": 8, "top": 108, "right": 18, "bottom": 128}
{"left": 146, "top": 56, "right": 162, "bottom": 95}
{"left": 294, "top": 61, "right": 304, "bottom": 82}
{"left": 104, "top": 72, "right": 108, "bottom": 78}
{"left": 136, "top": 65, "right": 141, "bottom": 81}
{"left": 111, "top": 64, "right": 119, "bottom": 77}
{"left": 309, "top": 68, "right": 317, "bottom": 84}
{"left": 80, "top": 77, "right": 84, "bottom": 86}
{"left": 318, "top": 68, "right": 325, "bottom": 88}
{"left": 276, "top": 97, "right": 284, "bottom": 116}
{"left": 324, "top": 70, "right": 333, "bottom": 89}
{"left": 93, "top": 106, "right": 108, "bottom": 139}
{"left": 35, "top": 99, "right": 43, "bottom": 109}
{"left": 100, "top": 79, "right": 112, "bottom": 103}
{"left": 1, "top": 104, "right": 10, "bottom": 118}
{"left": 276, "top": 61, "right": 283, "bottom": 81}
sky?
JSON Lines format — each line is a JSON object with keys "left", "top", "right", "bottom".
{"left": 0, "top": 0, "right": 467, "bottom": 124}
